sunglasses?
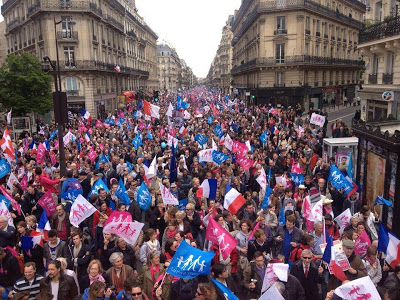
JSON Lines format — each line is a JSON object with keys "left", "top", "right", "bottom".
{"left": 302, "top": 257, "right": 312, "bottom": 260}
{"left": 131, "top": 292, "right": 142, "bottom": 296}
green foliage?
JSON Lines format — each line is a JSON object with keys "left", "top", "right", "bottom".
{"left": 0, "top": 53, "right": 53, "bottom": 115}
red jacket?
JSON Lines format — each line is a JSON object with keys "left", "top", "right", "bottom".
{"left": 210, "top": 244, "right": 239, "bottom": 274}
{"left": 92, "top": 208, "right": 113, "bottom": 234}
{"left": 37, "top": 174, "right": 60, "bottom": 194}
{"left": 326, "top": 223, "right": 340, "bottom": 240}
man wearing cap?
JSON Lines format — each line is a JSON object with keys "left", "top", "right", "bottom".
{"left": 328, "top": 239, "right": 367, "bottom": 290}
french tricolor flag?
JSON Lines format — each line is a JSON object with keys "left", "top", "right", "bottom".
{"left": 84, "top": 131, "right": 90, "bottom": 143}
{"left": 224, "top": 186, "right": 246, "bottom": 215}
{"left": 38, "top": 210, "right": 51, "bottom": 231}
{"left": 179, "top": 125, "right": 187, "bottom": 136}
{"left": 197, "top": 179, "right": 217, "bottom": 200}
{"left": 81, "top": 108, "right": 92, "bottom": 123}
{"left": 114, "top": 64, "right": 121, "bottom": 72}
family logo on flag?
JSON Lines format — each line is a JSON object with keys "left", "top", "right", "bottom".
{"left": 89, "top": 178, "right": 109, "bottom": 196}
{"left": 137, "top": 182, "right": 152, "bottom": 211}
{"left": 115, "top": 178, "right": 130, "bottom": 205}
{"left": 256, "top": 168, "right": 267, "bottom": 191}
{"left": 104, "top": 221, "right": 144, "bottom": 246}
{"left": 334, "top": 276, "right": 381, "bottom": 300}
{"left": 195, "top": 134, "right": 208, "bottom": 146}
{"left": 167, "top": 240, "right": 214, "bottom": 279}
{"left": 69, "top": 195, "right": 97, "bottom": 227}
{"left": 177, "top": 198, "right": 188, "bottom": 212}
{"left": 262, "top": 263, "right": 289, "bottom": 293}
{"left": 60, "top": 189, "right": 83, "bottom": 201}
{"left": 104, "top": 211, "right": 132, "bottom": 226}
{"left": 38, "top": 191, "right": 57, "bottom": 216}
{"left": 0, "top": 200, "right": 14, "bottom": 227}
{"left": 159, "top": 182, "right": 179, "bottom": 205}
{"left": 213, "top": 125, "right": 224, "bottom": 138}
{"left": 212, "top": 150, "right": 229, "bottom": 165}
{"left": 198, "top": 149, "right": 214, "bottom": 163}
{"left": 328, "top": 166, "right": 357, "bottom": 197}
{"left": 334, "top": 208, "right": 352, "bottom": 234}
{"left": 290, "top": 173, "right": 305, "bottom": 187}
{"left": 0, "top": 158, "right": 11, "bottom": 179}
{"left": 206, "top": 217, "right": 238, "bottom": 260}
{"left": 354, "top": 230, "right": 371, "bottom": 257}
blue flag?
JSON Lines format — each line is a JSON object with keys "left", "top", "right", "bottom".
{"left": 211, "top": 278, "right": 238, "bottom": 300}
{"left": 374, "top": 196, "right": 393, "bottom": 207}
{"left": 104, "top": 119, "right": 115, "bottom": 125}
{"left": 207, "top": 115, "right": 213, "bottom": 124}
{"left": 147, "top": 130, "right": 153, "bottom": 141}
{"left": 261, "top": 186, "right": 273, "bottom": 210}
{"left": 347, "top": 153, "right": 354, "bottom": 181}
{"left": 96, "top": 154, "right": 109, "bottom": 169}
{"left": 328, "top": 165, "right": 357, "bottom": 197}
{"left": 170, "top": 145, "right": 177, "bottom": 183}
{"left": 60, "top": 189, "right": 83, "bottom": 201}
{"left": 21, "top": 236, "right": 34, "bottom": 250}
{"left": 0, "top": 159, "right": 11, "bottom": 179}
{"left": 195, "top": 134, "right": 208, "bottom": 146}
{"left": 116, "top": 117, "right": 125, "bottom": 127}
{"left": 44, "top": 140, "right": 51, "bottom": 151}
{"left": 322, "top": 235, "right": 333, "bottom": 264}
{"left": 29, "top": 139, "right": 36, "bottom": 149}
{"left": 290, "top": 173, "right": 305, "bottom": 187}
{"left": 50, "top": 129, "right": 58, "bottom": 140}
{"left": 212, "top": 151, "right": 229, "bottom": 165}
{"left": 176, "top": 95, "right": 189, "bottom": 110}
{"left": 137, "top": 99, "right": 143, "bottom": 110}
{"left": 132, "top": 134, "right": 143, "bottom": 150}
{"left": 77, "top": 138, "right": 81, "bottom": 151}
{"left": 89, "top": 178, "right": 109, "bottom": 196}
{"left": 167, "top": 240, "right": 214, "bottom": 279}
{"left": 0, "top": 196, "right": 11, "bottom": 209}
{"left": 377, "top": 223, "right": 389, "bottom": 254}
{"left": 115, "top": 178, "right": 130, "bottom": 205}
{"left": 177, "top": 198, "right": 188, "bottom": 212}
{"left": 126, "top": 161, "right": 133, "bottom": 172}
{"left": 279, "top": 204, "right": 285, "bottom": 225}
{"left": 213, "top": 125, "right": 224, "bottom": 138}
{"left": 260, "top": 131, "right": 268, "bottom": 144}
{"left": 137, "top": 182, "right": 152, "bottom": 211}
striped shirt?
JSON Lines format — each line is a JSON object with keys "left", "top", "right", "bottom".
{"left": 12, "top": 274, "right": 44, "bottom": 300}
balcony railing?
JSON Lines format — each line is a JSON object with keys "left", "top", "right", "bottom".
{"left": 316, "top": 31, "right": 321, "bottom": 37}
{"left": 305, "top": 29, "right": 311, "bottom": 35}
{"left": 27, "top": 1, "right": 40, "bottom": 17}
{"left": 382, "top": 73, "right": 393, "bottom": 84}
{"left": 89, "top": 2, "right": 102, "bottom": 17}
{"left": 56, "top": 31, "right": 78, "bottom": 41}
{"left": 369, "top": 74, "right": 377, "bottom": 84}
{"left": 1, "top": 0, "right": 17, "bottom": 13}
{"left": 5, "top": 18, "right": 20, "bottom": 33}
{"left": 359, "top": 17, "right": 400, "bottom": 44}
{"left": 231, "top": 55, "right": 364, "bottom": 74}
{"left": 274, "top": 29, "right": 287, "bottom": 35}
{"left": 105, "top": 14, "right": 124, "bottom": 32}
{"left": 67, "top": 90, "right": 79, "bottom": 96}
{"left": 324, "top": 34, "right": 329, "bottom": 39}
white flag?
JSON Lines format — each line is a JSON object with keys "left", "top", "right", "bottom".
{"left": 69, "top": 195, "right": 97, "bottom": 227}
{"left": 145, "top": 156, "right": 157, "bottom": 179}
{"left": 183, "top": 110, "right": 191, "bottom": 119}
{"left": 103, "top": 221, "right": 144, "bottom": 246}
{"left": 212, "top": 139, "right": 217, "bottom": 150}
{"left": 167, "top": 134, "right": 178, "bottom": 148}
{"left": 311, "top": 199, "right": 323, "bottom": 222}
{"left": 224, "top": 134, "right": 233, "bottom": 151}
{"left": 158, "top": 182, "right": 178, "bottom": 205}
{"left": 259, "top": 284, "right": 285, "bottom": 300}
{"left": 0, "top": 201, "right": 14, "bottom": 227}
{"left": 256, "top": 168, "right": 267, "bottom": 191}
{"left": 7, "top": 109, "right": 12, "bottom": 125}
{"left": 334, "top": 208, "right": 352, "bottom": 234}
{"left": 166, "top": 103, "right": 173, "bottom": 118}
{"left": 261, "top": 263, "right": 289, "bottom": 293}
{"left": 6, "top": 172, "right": 19, "bottom": 192}
{"left": 334, "top": 276, "right": 381, "bottom": 300}
{"left": 198, "top": 149, "right": 214, "bottom": 163}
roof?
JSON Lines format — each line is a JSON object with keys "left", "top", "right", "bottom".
{"left": 323, "top": 137, "right": 359, "bottom": 146}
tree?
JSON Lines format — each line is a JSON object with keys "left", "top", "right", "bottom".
{"left": 0, "top": 53, "right": 53, "bottom": 115}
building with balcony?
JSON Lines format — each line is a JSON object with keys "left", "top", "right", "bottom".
{"left": 207, "top": 15, "right": 234, "bottom": 93}
{"left": 0, "top": 22, "right": 6, "bottom": 66}
{"left": 1, "top": 0, "right": 158, "bottom": 118}
{"left": 358, "top": 0, "right": 400, "bottom": 121}
{"left": 231, "top": 0, "right": 365, "bottom": 109}
{"left": 157, "top": 41, "right": 183, "bottom": 93}
{"left": 180, "top": 59, "right": 196, "bottom": 90}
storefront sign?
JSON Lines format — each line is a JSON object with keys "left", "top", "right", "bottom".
{"left": 382, "top": 91, "right": 394, "bottom": 101}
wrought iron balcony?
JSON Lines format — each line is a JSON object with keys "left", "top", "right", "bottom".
{"left": 369, "top": 74, "right": 377, "bottom": 84}
{"left": 305, "top": 29, "right": 311, "bottom": 35}
{"left": 274, "top": 29, "right": 287, "bottom": 35}
{"left": 67, "top": 90, "right": 79, "bottom": 96}
{"left": 316, "top": 32, "right": 321, "bottom": 37}
{"left": 5, "top": 18, "right": 20, "bottom": 33}
{"left": 382, "top": 73, "right": 393, "bottom": 84}
{"left": 27, "top": 1, "right": 40, "bottom": 17}
{"left": 89, "top": 2, "right": 102, "bottom": 17}
{"left": 324, "top": 34, "right": 329, "bottom": 39}
{"left": 56, "top": 31, "right": 78, "bottom": 41}
{"left": 359, "top": 17, "right": 400, "bottom": 44}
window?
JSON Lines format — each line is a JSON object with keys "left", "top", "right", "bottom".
{"left": 305, "top": 43, "right": 309, "bottom": 56}
{"left": 66, "top": 77, "right": 78, "bottom": 95}
{"left": 305, "top": 17, "right": 310, "bottom": 30}
{"left": 63, "top": 46, "right": 75, "bottom": 67}
{"left": 316, "top": 20, "right": 320, "bottom": 34}
{"left": 372, "top": 54, "right": 379, "bottom": 75}
{"left": 277, "top": 16, "right": 285, "bottom": 30}
{"left": 315, "top": 44, "right": 320, "bottom": 56}
{"left": 61, "top": 16, "right": 73, "bottom": 38}
{"left": 276, "top": 72, "right": 285, "bottom": 86}
{"left": 386, "top": 52, "right": 394, "bottom": 74}
{"left": 276, "top": 43, "right": 285, "bottom": 63}
{"left": 323, "top": 45, "right": 327, "bottom": 56}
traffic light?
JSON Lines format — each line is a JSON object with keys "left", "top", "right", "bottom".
{"left": 251, "top": 94, "right": 255, "bottom": 100}
{"left": 153, "top": 90, "right": 159, "bottom": 102}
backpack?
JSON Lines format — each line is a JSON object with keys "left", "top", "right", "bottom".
{"left": 289, "top": 244, "right": 306, "bottom": 263}
{"left": 67, "top": 179, "right": 82, "bottom": 191}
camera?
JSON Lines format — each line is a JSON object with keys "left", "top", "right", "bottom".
{"left": 106, "top": 284, "right": 116, "bottom": 291}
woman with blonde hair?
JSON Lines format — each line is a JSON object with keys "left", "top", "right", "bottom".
{"left": 56, "top": 257, "right": 80, "bottom": 292}
{"left": 194, "top": 283, "right": 217, "bottom": 300}
{"left": 79, "top": 259, "right": 111, "bottom": 294}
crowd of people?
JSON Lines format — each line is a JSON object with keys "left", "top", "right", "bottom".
{"left": 0, "top": 87, "right": 395, "bottom": 300}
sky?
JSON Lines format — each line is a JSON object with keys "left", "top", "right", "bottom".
{"left": 136, "top": 0, "right": 241, "bottom": 78}
{"left": 0, "top": 0, "right": 241, "bottom": 77}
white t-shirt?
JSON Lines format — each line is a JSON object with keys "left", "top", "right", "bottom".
{"left": 51, "top": 281, "right": 59, "bottom": 300}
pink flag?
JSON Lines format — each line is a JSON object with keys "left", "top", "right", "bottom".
{"left": 95, "top": 120, "right": 103, "bottom": 128}
{"left": 235, "top": 155, "right": 254, "bottom": 170}
{"left": 104, "top": 211, "right": 132, "bottom": 226}
{"left": 291, "top": 163, "right": 303, "bottom": 174}
{"left": 36, "top": 143, "right": 46, "bottom": 164}
{"left": 99, "top": 144, "right": 104, "bottom": 151}
{"left": 303, "top": 197, "right": 314, "bottom": 232}
{"left": 54, "top": 140, "right": 59, "bottom": 149}
{"left": 0, "top": 185, "right": 21, "bottom": 215}
{"left": 248, "top": 222, "right": 260, "bottom": 240}
{"left": 20, "top": 175, "right": 28, "bottom": 190}
{"left": 103, "top": 122, "right": 110, "bottom": 129}
{"left": 78, "top": 126, "right": 85, "bottom": 135}
{"left": 88, "top": 149, "right": 97, "bottom": 162}
{"left": 232, "top": 141, "right": 249, "bottom": 156}
{"left": 205, "top": 217, "right": 238, "bottom": 260}
{"left": 103, "top": 221, "right": 144, "bottom": 245}
{"left": 38, "top": 191, "right": 57, "bottom": 216}
{"left": 354, "top": 230, "right": 371, "bottom": 257}
{"left": 160, "top": 126, "right": 165, "bottom": 137}
{"left": 269, "top": 109, "right": 278, "bottom": 115}
{"left": 50, "top": 151, "right": 56, "bottom": 166}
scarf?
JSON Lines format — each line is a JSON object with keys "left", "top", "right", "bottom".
{"left": 147, "top": 240, "right": 159, "bottom": 251}
{"left": 89, "top": 274, "right": 105, "bottom": 284}
{"left": 111, "top": 266, "right": 126, "bottom": 292}
{"left": 57, "top": 211, "right": 66, "bottom": 231}
{"left": 167, "top": 228, "right": 177, "bottom": 239}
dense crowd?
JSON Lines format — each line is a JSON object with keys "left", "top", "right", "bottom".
{"left": 0, "top": 88, "right": 394, "bottom": 300}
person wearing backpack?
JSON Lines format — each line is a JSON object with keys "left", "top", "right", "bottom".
{"left": 61, "top": 170, "right": 83, "bottom": 195}
{"left": 289, "top": 234, "right": 314, "bottom": 263}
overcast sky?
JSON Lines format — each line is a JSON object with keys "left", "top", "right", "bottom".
{"left": 0, "top": 0, "right": 241, "bottom": 78}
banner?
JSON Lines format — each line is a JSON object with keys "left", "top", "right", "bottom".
{"left": 334, "top": 208, "right": 352, "bottom": 234}
{"left": 103, "top": 221, "right": 144, "bottom": 246}
{"left": 167, "top": 240, "right": 214, "bottom": 279}
{"left": 354, "top": 230, "right": 371, "bottom": 257}
{"left": 104, "top": 211, "right": 132, "bottom": 226}
{"left": 69, "top": 195, "right": 97, "bottom": 227}
{"left": 235, "top": 155, "right": 254, "bottom": 170}
{"left": 205, "top": 217, "right": 238, "bottom": 260}
{"left": 159, "top": 182, "right": 179, "bottom": 205}
{"left": 38, "top": 191, "right": 57, "bottom": 216}
{"left": 320, "top": 240, "right": 351, "bottom": 273}
{"left": 198, "top": 149, "right": 214, "bottom": 163}
{"left": 310, "top": 113, "right": 326, "bottom": 126}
